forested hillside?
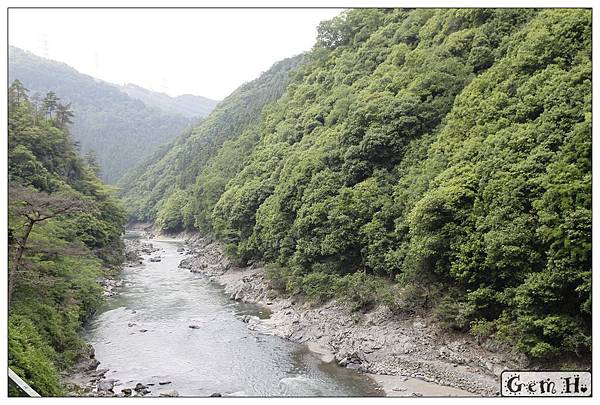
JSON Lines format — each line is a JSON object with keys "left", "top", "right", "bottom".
{"left": 117, "top": 55, "right": 303, "bottom": 226}
{"left": 8, "top": 80, "right": 126, "bottom": 395}
{"left": 8, "top": 46, "right": 216, "bottom": 183}
{"left": 119, "top": 83, "right": 219, "bottom": 118}
{"left": 120, "top": 9, "right": 591, "bottom": 362}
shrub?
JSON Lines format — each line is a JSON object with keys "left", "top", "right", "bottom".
{"left": 433, "top": 295, "right": 476, "bottom": 331}
{"left": 8, "top": 315, "right": 62, "bottom": 396}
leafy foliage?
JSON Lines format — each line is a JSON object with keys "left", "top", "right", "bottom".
{"left": 118, "top": 56, "right": 304, "bottom": 226}
{"left": 121, "top": 9, "right": 591, "bottom": 361}
{"left": 8, "top": 83, "right": 126, "bottom": 395}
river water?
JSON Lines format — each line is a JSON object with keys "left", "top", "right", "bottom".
{"left": 85, "top": 234, "right": 382, "bottom": 397}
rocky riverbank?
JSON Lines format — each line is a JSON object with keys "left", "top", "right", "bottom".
{"left": 177, "top": 233, "right": 530, "bottom": 397}
{"left": 64, "top": 227, "right": 528, "bottom": 397}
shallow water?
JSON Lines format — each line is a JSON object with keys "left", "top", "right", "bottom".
{"left": 85, "top": 234, "right": 382, "bottom": 397}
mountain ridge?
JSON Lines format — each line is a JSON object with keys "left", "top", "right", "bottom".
{"left": 118, "top": 82, "right": 219, "bottom": 118}
{"left": 8, "top": 46, "right": 217, "bottom": 183}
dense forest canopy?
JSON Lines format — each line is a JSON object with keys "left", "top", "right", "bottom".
{"left": 8, "top": 46, "right": 218, "bottom": 183}
{"left": 8, "top": 80, "right": 126, "bottom": 395}
{"left": 120, "top": 8, "right": 591, "bottom": 362}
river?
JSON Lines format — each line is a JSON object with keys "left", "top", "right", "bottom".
{"left": 84, "top": 233, "right": 382, "bottom": 396}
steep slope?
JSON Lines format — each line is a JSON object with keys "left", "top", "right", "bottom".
{"left": 118, "top": 83, "right": 219, "bottom": 118}
{"left": 117, "top": 55, "right": 303, "bottom": 225}
{"left": 121, "top": 9, "right": 591, "bottom": 363}
{"left": 8, "top": 81, "right": 126, "bottom": 395}
{"left": 8, "top": 47, "right": 215, "bottom": 183}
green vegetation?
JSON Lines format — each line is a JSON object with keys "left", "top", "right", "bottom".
{"left": 121, "top": 9, "right": 591, "bottom": 362}
{"left": 8, "top": 80, "right": 126, "bottom": 396}
{"left": 118, "top": 56, "right": 304, "bottom": 225}
{"left": 8, "top": 46, "right": 218, "bottom": 183}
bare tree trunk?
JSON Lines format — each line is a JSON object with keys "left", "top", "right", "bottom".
{"left": 8, "top": 220, "right": 34, "bottom": 308}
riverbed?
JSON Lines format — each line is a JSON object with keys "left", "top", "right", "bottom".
{"left": 84, "top": 234, "right": 382, "bottom": 396}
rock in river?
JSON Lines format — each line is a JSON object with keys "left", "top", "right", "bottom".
{"left": 159, "top": 389, "right": 179, "bottom": 397}
{"left": 98, "top": 379, "right": 115, "bottom": 392}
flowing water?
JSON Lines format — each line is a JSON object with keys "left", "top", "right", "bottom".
{"left": 85, "top": 233, "right": 382, "bottom": 396}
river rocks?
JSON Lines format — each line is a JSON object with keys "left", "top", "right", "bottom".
{"left": 71, "top": 229, "right": 525, "bottom": 398}
{"left": 97, "top": 379, "right": 115, "bottom": 392}
{"left": 159, "top": 389, "right": 179, "bottom": 397}
{"left": 86, "top": 359, "right": 101, "bottom": 371}
{"left": 346, "top": 363, "right": 365, "bottom": 371}
{"left": 241, "top": 315, "right": 260, "bottom": 326}
{"left": 125, "top": 250, "right": 140, "bottom": 261}
{"left": 177, "top": 247, "right": 185, "bottom": 252}
{"left": 133, "top": 383, "right": 151, "bottom": 395}
{"left": 141, "top": 242, "right": 159, "bottom": 254}
{"left": 210, "top": 392, "right": 222, "bottom": 397}
{"left": 139, "top": 329, "right": 148, "bottom": 333}
{"left": 149, "top": 257, "right": 162, "bottom": 262}
{"left": 178, "top": 233, "right": 531, "bottom": 397}
{"left": 121, "top": 388, "right": 132, "bottom": 396}
{"left": 179, "top": 259, "right": 192, "bottom": 269}
{"left": 100, "top": 278, "right": 124, "bottom": 297}
{"left": 95, "top": 368, "right": 109, "bottom": 377}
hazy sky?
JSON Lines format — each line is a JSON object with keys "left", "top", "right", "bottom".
{"left": 8, "top": 8, "right": 343, "bottom": 100}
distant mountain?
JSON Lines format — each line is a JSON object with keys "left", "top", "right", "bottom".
{"left": 8, "top": 46, "right": 217, "bottom": 183}
{"left": 118, "top": 83, "right": 219, "bottom": 118}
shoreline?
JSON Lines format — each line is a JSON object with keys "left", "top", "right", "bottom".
{"left": 167, "top": 231, "right": 529, "bottom": 397}
{"left": 62, "top": 236, "right": 150, "bottom": 397}
{"left": 64, "top": 227, "right": 522, "bottom": 397}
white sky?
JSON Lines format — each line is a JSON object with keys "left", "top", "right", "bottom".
{"left": 8, "top": 8, "right": 343, "bottom": 100}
